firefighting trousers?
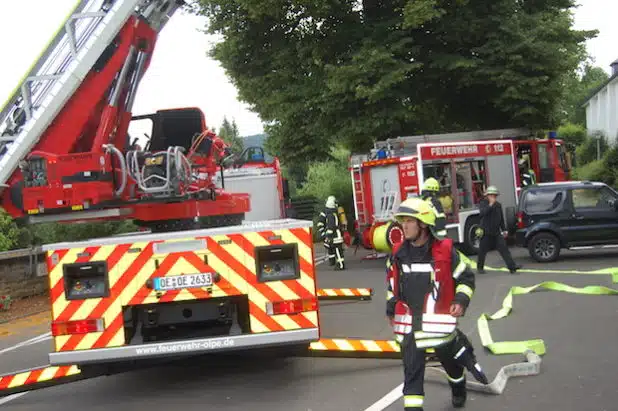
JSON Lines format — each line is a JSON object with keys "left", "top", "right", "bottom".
{"left": 324, "top": 241, "right": 345, "bottom": 270}
{"left": 401, "top": 333, "right": 465, "bottom": 410}
{"left": 476, "top": 234, "right": 516, "bottom": 271}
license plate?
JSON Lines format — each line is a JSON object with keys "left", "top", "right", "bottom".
{"left": 153, "top": 273, "right": 213, "bottom": 291}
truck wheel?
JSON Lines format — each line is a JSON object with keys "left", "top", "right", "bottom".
{"left": 462, "top": 216, "right": 481, "bottom": 255}
{"left": 528, "top": 232, "right": 560, "bottom": 262}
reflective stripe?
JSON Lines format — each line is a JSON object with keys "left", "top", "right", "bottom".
{"left": 319, "top": 212, "right": 326, "bottom": 216}
{"left": 453, "top": 259, "right": 467, "bottom": 279}
{"left": 423, "top": 313, "right": 457, "bottom": 324}
{"left": 404, "top": 395, "right": 424, "bottom": 407}
{"left": 454, "top": 345, "right": 466, "bottom": 359}
{"left": 394, "top": 324, "right": 412, "bottom": 334}
{"left": 415, "top": 332, "right": 456, "bottom": 348}
{"left": 409, "top": 263, "right": 432, "bottom": 272}
{"left": 456, "top": 284, "right": 474, "bottom": 298}
{"left": 414, "top": 330, "right": 450, "bottom": 339}
{"left": 447, "top": 372, "right": 465, "bottom": 384}
{"left": 422, "top": 322, "right": 457, "bottom": 334}
{"left": 395, "top": 333, "right": 404, "bottom": 343}
{"left": 389, "top": 277, "right": 394, "bottom": 291}
{"left": 386, "top": 291, "right": 394, "bottom": 300}
{"left": 394, "top": 314, "right": 412, "bottom": 324}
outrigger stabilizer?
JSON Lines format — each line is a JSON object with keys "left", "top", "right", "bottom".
{"left": 0, "top": 287, "right": 540, "bottom": 398}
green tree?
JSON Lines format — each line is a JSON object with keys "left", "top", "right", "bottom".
{"left": 558, "top": 63, "right": 609, "bottom": 125}
{"left": 218, "top": 116, "right": 244, "bottom": 154}
{"left": 191, "top": 0, "right": 596, "bottom": 168}
{"left": 0, "top": 209, "right": 22, "bottom": 251}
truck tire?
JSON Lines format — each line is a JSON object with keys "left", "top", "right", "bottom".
{"left": 461, "top": 216, "right": 482, "bottom": 255}
{"left": 528, "top": 232, "right": 561, "bottom": 262}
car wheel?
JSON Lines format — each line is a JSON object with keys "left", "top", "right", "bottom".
{"left": 528, "top": 232, "right": 560, "bottom": 262}
{"left": 462, "top": 217, "right": 481, "bottom": 255}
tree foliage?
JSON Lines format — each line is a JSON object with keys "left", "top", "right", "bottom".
{"left": 190, "top": 0, "right": 596, "bottom": 172}
{"left": 558, "top": 62, "right": 609, "bottom": 125}
{"left": 218, "top": 116, "right": 244, "bottom": 154}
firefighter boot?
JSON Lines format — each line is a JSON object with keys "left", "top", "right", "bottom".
{"left": 451, "top": 382, "right": 467, "bottom": 408}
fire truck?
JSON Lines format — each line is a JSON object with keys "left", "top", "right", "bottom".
{"left": 0, "top": 0, "right": 397, "bottom": 397}
{"left": 350, "top": 128, "right": 573, "bottom": 255}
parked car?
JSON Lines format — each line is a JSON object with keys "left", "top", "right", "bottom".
{"left": 515, "top": 181, "right": 618, "bottom": 262}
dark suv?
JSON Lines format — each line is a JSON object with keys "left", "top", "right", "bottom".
{"left": 515, "top": 181, "right": 618, "bottom": 262}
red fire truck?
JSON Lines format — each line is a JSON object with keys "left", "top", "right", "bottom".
{"left": 350, "top": 129, "right": 573, "bottom": 255}
{"left": 0, "top": 0, "right": 390, "bottom": 398}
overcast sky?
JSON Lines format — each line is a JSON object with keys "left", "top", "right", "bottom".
{"left": 0, "top": 0, "right": 613, "bottom": 138}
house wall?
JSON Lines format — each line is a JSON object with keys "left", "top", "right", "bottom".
{"left": 585, "top": 76, "right": 618, "bottom": 145}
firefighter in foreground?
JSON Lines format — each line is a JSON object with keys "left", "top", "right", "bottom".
{"left": 476, "top": 186, "right": 521, "bottom": 274}
{"left": 317, "top": 195, "right": 346, "bottom": 270}
{"left": 420, "top": 177, "right": 447, "bottom": 238}
{"left": 386, "top": 197, "right": 487, "bottom": 410}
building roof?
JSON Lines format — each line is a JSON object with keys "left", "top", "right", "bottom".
{"left": 581, "top": 70, "right": 618, "bottom": 107}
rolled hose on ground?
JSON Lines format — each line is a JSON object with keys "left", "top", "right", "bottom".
{"left": 371, "top": 221, "right": 404, "bottom": 253}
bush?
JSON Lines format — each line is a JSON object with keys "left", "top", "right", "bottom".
{"left": 572, "top": 146, "right": 618, "bottom": 189}
{"left": 557, "top": 123, "right": 587, "bottom": 146}
{"left": 576, "top": 131, "right": 609, "bottom": 165}
{"left": 295, "top": 146, "right": 354, "bottom": 241}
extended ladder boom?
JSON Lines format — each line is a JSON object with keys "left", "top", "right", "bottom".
{"left": 0, "top": 0, "right": 182, "bottom": 190}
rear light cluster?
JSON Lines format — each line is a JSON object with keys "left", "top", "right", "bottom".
{"left": 266, "top": 298, "right": 318, "bottom": 316}
{"left": 51, "top": 318, "right": 104, "bottom": 336}
{"left": 516, "top": 212, "right": 526, "bottom": 229}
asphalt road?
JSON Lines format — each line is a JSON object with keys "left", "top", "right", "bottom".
{"left": 1, "top": 244, "right": 617, "bottom": 411}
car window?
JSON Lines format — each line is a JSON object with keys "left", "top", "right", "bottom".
{"left": 523, "top": 190, "right": 564, "bottom": 213}
{"left": 571, "top": 187, "right": 617, "bottom": 210}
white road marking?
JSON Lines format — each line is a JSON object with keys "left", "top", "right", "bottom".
{"left": 0, "top": 392, "right": 28, "bottom": 405}
{"left": 363, "top": 383, "right": 404, "bottom": 411}
{"left": 0, "top": 332, "right": 51, "bottom": 356}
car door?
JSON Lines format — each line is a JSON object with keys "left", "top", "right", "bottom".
{"left": 568, "top": 186, "right": 618, "bottom": 245}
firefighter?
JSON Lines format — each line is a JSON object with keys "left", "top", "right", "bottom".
{"left": 316, "top": 195, "right": 345, "bottom": 270}
{"left": 420, "top": 177, "right": 447, "bottom": 239}
{"left": 386, "top": 197, "right": 487, "bottom": 410}
{"left": 518, "top": 158, "right": 536, "bottom": 187}
{"left": 476, "top": 186, "right": 521, "bottom": 274}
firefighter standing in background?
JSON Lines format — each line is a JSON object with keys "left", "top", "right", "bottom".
{"left": 386, "top": 197, "right": 487, "bottom": 410}
{"left": 518, "top": 158, "right": 536, "bottom": 187}
{"left": 420, "top": 177, "right": 447, "bottom": 239}
{"left": 476, "top": 186, "right": 521, "bottom": 274}
{"left": 317, "top": 196, "right": 346, "bottom": 270}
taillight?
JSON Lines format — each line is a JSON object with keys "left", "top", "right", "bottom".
{"left": 51, "top": 318, "right": 104, "bottom": 336}
{"left": 265, "top": 298, "right": 318, "bottom": 315}
{"left": 516, "top": 212, "right": 526, "bottom": 229}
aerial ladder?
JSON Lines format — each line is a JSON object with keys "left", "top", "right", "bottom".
{"left": 0, "top": 0, "right": 249, "bottom": 231}
{"left": 0, "top": 0, "right": 536, "bottom": 401}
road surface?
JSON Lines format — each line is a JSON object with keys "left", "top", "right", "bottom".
{"left": 1, "top": 245, "right": 617, "bottom": 410}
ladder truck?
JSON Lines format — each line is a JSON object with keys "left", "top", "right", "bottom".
{"left": 0, "top": 0, "right": 414, "bottom": 399}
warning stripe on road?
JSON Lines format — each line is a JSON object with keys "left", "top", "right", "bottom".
{"left": 0, "top": 365, "right": 80, "bottom": 392}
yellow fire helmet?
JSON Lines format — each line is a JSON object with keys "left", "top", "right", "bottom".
{"left": 422, "top": 177, "right": 440, "bottom": 192}
{"left": 393, "top": 197, "right": 436, "bottom": 227}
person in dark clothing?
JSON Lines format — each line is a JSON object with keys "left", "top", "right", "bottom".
{"left": 316, "top": 195, "right": 345, "bottom": 270}
{"left": 420, "top": 177, "right": 447, "bottom": 239}
{"left": 476, "top": 186, "right": 521, "bottom": 274}
{"left": 386, "top": 197, "right": 488, "bottom": 410}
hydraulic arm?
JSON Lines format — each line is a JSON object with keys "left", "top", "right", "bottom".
{"left": 0, "top": 0, "right": 249, "bottom": 231}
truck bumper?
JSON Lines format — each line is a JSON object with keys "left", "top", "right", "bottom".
{"left": 49, "top": 328, "right": 319, "bottom": 366}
